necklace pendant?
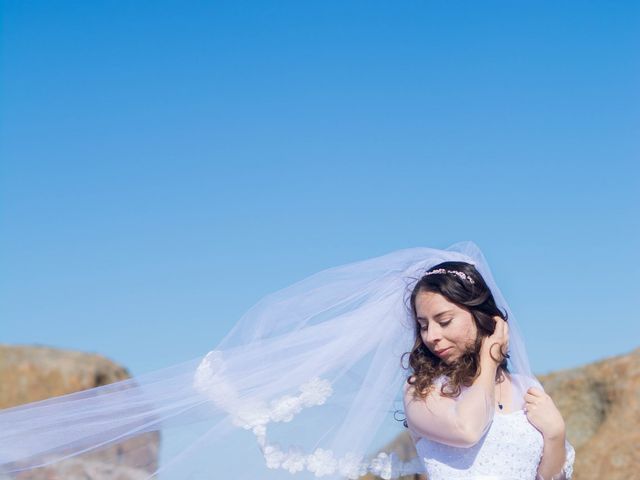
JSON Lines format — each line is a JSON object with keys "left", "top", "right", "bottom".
{"left": 498, "top": 403, "right": 503, "bottom": 410}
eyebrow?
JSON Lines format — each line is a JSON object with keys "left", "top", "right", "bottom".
{"left": 416, "top": 310, "right": 454, "bottom": 323}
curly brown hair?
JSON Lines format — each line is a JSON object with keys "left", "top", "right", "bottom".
{"left": 400, "top": 261, "right": 510, "bottom": 412}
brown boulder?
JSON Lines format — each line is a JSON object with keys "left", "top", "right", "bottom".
{"left": 0, "top": 344, "right": 160, "bottom": 480}
{"left": 538, "top": 347, "right": 640, "bottom": 480}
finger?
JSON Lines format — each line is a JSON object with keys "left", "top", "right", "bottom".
{"left": 526, "top": 387, "right": 545, "bottom": 397}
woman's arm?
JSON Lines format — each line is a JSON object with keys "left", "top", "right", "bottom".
{"left": 404, "top": 354, "right": 498, "bottom": 447}
{"left": 535, "top": 431, "right": 568, "bottom": 480}
{"left": 526, "top": 388, "right": 575, "bottom": 479}
{"left": 404, "top": 317, "right": 508, "bottom": 448}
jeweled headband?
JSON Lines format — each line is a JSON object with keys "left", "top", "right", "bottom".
{"left": 423, "top": 268, "right": 475, "bottom": 285}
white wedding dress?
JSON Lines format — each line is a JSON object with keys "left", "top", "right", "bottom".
{"left": 406, "top": 373, "right": 576, "bottom": 480}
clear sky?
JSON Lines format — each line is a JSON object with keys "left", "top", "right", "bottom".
{"left": 1, "top": 1, "right": 638, "bottom": 380}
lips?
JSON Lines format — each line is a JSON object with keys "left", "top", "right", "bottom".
{"left": 435, "top": 347, "right": 452, "bottom": 356}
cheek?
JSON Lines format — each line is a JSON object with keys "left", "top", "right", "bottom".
{"left": 451, "top": 324, "right": 474, "bottom": 345}
{"left": 462, "top": 324, "right": 478, "bottom": 346}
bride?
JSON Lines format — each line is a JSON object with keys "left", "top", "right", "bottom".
{"left": 403, "top": 261, "right": 574, "bottom": 479}
{"left": 0, "top": 242, "right": 575, "bottom": 479}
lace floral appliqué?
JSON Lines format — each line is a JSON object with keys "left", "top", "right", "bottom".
{"left": 194, "top": 350, "right": 422, "bottom": 479}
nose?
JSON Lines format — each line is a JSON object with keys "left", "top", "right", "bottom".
{"left": 425, "top": 323, "right": 442, "bottom": 346}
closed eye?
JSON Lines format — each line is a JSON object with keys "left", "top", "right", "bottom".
{"left": 419, "top": 320, "right": 451, "bottom": 331}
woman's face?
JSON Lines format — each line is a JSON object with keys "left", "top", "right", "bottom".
{"left": 415, "top": 291, "right": 478, "bottom": 365}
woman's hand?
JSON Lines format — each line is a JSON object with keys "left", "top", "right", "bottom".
{"left": 480, "top": 315, "right": 509, "bottom": 366}
{"left": 524, "top": 387, "right": 566, "bottom": 440}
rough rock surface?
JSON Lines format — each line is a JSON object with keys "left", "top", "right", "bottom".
{"left": 0, "top": 344, "right": 160, "bottom": 480}
{"left": 538, "top": 347, "right": 639, "bottom": 480}
{"left": 370, "top": 347, "right": 640, "bottom": 480}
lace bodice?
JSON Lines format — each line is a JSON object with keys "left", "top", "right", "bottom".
{"left": 414, "top": 409, "right": 575, "bottom": 480}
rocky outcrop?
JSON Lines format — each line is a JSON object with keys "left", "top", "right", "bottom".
{"left": 373, "top": 347, "right": 640, "bottom": 480}
{"left": 0, "top": 344, "right": 160, "bottom": 480}
{"left": 538, "top": 347, "right": 639, "bottom": 480}
{"left": 0, "top": 344, "right": 131, "bottom": 408}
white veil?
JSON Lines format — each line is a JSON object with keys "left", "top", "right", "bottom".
{"left": 0, "top": 241, "right": 542, "bottom": 479}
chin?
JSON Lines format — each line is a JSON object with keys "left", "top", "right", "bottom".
{"left": 446, "top": 355, "right": 461, "bottom": 365}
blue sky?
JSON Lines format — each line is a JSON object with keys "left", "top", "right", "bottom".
{"left": 1, "top": 0, "right": 638, "bottom": 379}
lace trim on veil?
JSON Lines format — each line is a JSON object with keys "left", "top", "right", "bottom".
{"left": 194, "top": 350, "right": 424, "bottom": 479}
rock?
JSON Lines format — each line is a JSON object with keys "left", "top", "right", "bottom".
{"left": 0, "top": 344, "right": 160, "bottom": 480}
{"left": 0, "top": 344, "right": 131, "bottom": 408}
{"left": 538, "top": 347, "right": 640, "bottom": 480}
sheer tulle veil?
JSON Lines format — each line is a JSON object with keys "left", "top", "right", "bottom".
{"left": 0, "top": 241, "right": 543, "bottom": 479}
